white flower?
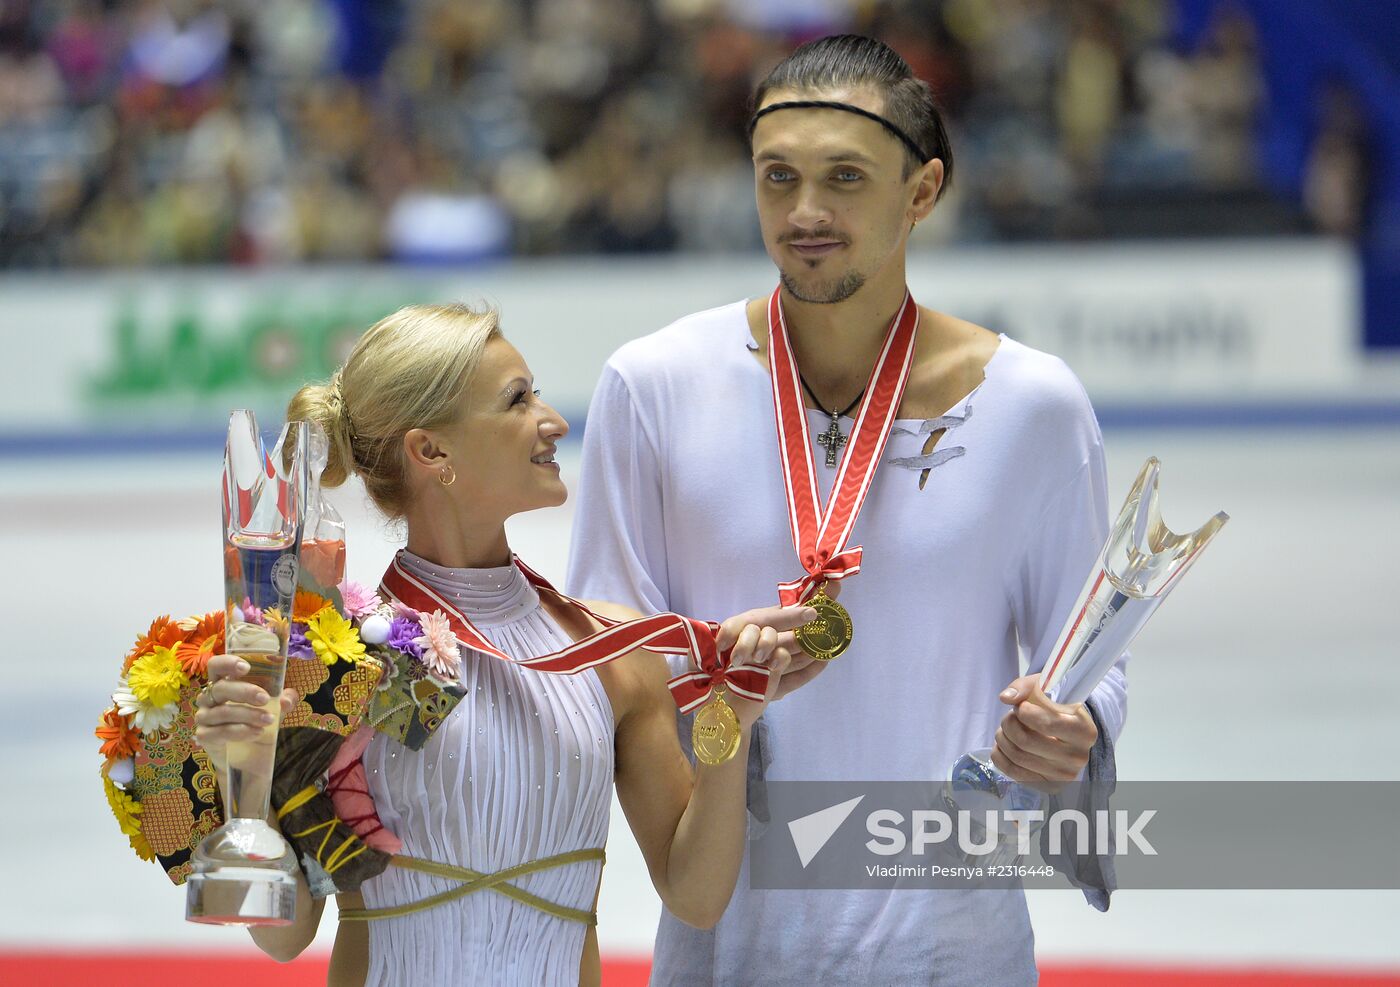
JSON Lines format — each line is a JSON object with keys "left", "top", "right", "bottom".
{"left": 113, "top": 679, "right": 180, "bottom": 736}
{"left": 413, "top": 610, "right": 461, "bottom": 680}
{"left": 139, "top": 702, "right": 179, "bottom": 734}
{"left": 113, "top": 681, "right": 140, "bottom": 717}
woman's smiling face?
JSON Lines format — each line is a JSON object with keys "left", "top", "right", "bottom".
{"left": 428, "top": 337, "right": 570, "bottom": 522}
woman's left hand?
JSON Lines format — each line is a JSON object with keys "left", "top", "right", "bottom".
{"left": 713, "top": 603, "right": 823, "bottom": 729}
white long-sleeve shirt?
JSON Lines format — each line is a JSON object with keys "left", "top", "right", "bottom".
{"left": 567, "top": 300, "right": 1127, "bottom": 986}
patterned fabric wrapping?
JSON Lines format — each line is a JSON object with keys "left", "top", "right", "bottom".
{"left": 129, "top": 643, "right": 465, "bottom": 893}
{"left": 127, "top": 677, "right": 223, "bottom": 885}
{"left": 363, "top": 663, "right": 469, "bottom": 751}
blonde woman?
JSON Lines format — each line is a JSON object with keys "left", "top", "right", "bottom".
{"left": 193, "top": 303, "right": 825, "bottom": 986}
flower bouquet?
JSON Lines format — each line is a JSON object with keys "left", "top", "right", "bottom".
{"left": 99, "top": 423, "right": 471, "bottom": 898}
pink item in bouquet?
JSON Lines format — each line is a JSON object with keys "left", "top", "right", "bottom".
{"left": 325, "top": 725, "right": 401, "bottom": 853}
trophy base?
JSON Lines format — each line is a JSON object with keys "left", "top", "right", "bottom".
{"left": 942, "top": 748, "right": 1045, "bottom": 869}
{"left": 186, "top": 818, "right": 299, "bottom": 926}
{"left": 186, "top": 867, "right": 297, "bottom": 926}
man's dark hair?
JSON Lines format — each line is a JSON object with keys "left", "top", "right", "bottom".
{"left": 752, "top": 34, "right": 953, "bottom": 197}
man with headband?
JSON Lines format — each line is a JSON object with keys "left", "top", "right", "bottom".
{"left": 568, "top": 34, "right": 1126, "bottom": 985}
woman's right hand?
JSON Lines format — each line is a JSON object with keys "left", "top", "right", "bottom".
{"left": 718, "top": 579, "right": 848, "bottom": 705}
{"left": 193, "top": 653, "right": 298, "bottom": 773}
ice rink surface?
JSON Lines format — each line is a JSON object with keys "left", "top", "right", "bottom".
{"left": 3, "top": 423, "right": 1397, "bottom": 970}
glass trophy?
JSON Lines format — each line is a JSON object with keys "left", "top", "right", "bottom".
{"left": 944, "top": 458, "right": 1229, "bottom": 859}
{"left": 299, "top": 424, "right": 347, "bottom": 590}
{"left": 186, "top": 411, "right": 309, "bottom": 925}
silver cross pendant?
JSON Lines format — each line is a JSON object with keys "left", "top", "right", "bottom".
{"left": 815, "top": 415, "right": 848, "bottom": 468}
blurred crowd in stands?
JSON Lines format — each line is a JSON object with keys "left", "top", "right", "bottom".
{"left": 0, "top": 0, "right": 1369, "bottom": 266}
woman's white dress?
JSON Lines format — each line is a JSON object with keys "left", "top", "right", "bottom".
{"left": 359, "top": 552, "right": 615, "bottom": 985}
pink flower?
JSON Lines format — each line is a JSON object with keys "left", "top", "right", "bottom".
{"left": 338, "top": 579, "right": 382, "bottom": 619}
{"left": 413, "top": 610, "right": 461, "bottom": 680}
{"left": 387, "top": 599, "right": 420, "bottom": 620}
{"left": 239, "top": 597, "right": 264, "bottom": 625}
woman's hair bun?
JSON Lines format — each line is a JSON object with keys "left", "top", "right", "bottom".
{"left": 284, "top": 303, "right": 501, "bottom": 518}
{"left": 287, "top": 379, "right": 352, "bottom": 489}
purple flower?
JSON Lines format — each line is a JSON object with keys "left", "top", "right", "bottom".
{"left": 288, "top": 622, "right": 314, "bottom": 659}
{"left": 388, "top": 617, "right": 424, "bottom": 659}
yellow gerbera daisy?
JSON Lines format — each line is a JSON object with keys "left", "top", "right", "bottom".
{"left": 126, "top": 645, "right": 188, "bottom": 708}
{"left": 129, "top": 830, "right": 155, "bottom": 861}
{"left": 304, "top": 607, "right": 366, "bottom": 667}
{"left": 262, "top": 607, "right": 290, "bottom": 636}
{"left": 103, "top": 775, "right": 143, "bottom": 838}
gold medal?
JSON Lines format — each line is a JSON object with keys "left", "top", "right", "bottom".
{"left": 692, "top": 690, "right": 741, "bottom": 766}
{"left": 794, "top": 587, "right": 853, "bottom": 661}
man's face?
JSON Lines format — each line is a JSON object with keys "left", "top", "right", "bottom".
{"left": 751, "top": 85, "right": 917, "bottom": 305}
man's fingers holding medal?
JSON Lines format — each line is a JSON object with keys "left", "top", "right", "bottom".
{"left": 771, "top": 654, "right": 825, "bottom": 700}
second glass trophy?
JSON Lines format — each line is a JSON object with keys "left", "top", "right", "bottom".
{"left": 944, "top": 457, "right": 1229, "bottom": 860}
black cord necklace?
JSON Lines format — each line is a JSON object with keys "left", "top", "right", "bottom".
{"left": 799, "top": 372, "right": 866, "bottom": 468}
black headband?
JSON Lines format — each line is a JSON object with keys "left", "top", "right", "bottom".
{"left": 748, "top": 99, "right": 931, "bottom": 164}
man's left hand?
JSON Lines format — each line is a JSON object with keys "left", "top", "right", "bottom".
{"left": 989, "top": 674, "right": 1098, "bottom": 793}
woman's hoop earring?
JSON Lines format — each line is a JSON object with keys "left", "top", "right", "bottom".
{"left": 439, "top": 466, "right": 456, "bottom": 487}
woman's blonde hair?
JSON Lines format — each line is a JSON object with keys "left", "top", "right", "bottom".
{"left": 287, "top": 302, "right": 501, "bottom": 519}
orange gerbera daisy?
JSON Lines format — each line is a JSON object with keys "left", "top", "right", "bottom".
{"left": 293, "top": 590, "right": 332, "bottom": 622}
{"left": 96, "top": 707, "right": 141, "bottom": 760}
{"left": 175, "top": 636, "right": 217, "bottom": 678}
{"left": 124, "top": 615, "right": 185, "bottom": 673}
{"left": 185, "top": 610, "right": 225, "bottom": 652}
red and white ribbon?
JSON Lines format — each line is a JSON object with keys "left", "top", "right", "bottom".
{"left": 379, "top": 554, "right": 769, "bottom": 715}
{"left": 767, "top": 285, "right": 920, "bottom": 606}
